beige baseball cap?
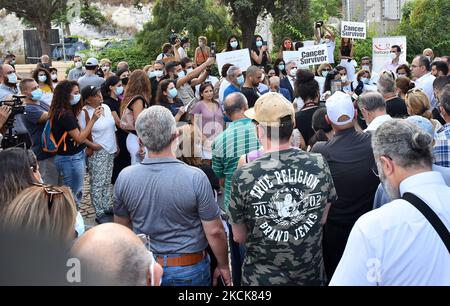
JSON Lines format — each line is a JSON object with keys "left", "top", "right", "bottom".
{"left": 244, "top": 92, "right": 295, "bottom": 127}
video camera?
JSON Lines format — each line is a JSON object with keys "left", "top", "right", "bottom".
{"left": 0, "top": 95, "right": 27, "bottom": 150}
{"left": 210, "top": 42, "right": 216, "bottom": 58}
{"left": 168, "top": 29, "right": 179, "bottom": 45}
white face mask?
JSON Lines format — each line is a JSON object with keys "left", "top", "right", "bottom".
{"left": 362, "top": 65, "right": 370, "bottom": 71}
{"left": 38, "top": 75, "right": 47, "bottom": 83}
{"left": 289, "top": 68, "right": 297, "bottom": 77}
{"left": 361, "top": 77, "right": 370, "bottom": 84}
{"left": 154, "top": 70, "right": 164, "bottom": 78}
{"left": 340, "top": 75, "right": 348, "bottom": 82}
{"left": 390, "top": 52, "right": 397, "bottom": 60}
{"left": 75, "top": 62, "right": 83, "bottom": 69}
{"left": 186, "top": 68, "right": 194, "bottom": 74}
{"left": 51, "top": 73, "right": 58, "bottom": 81}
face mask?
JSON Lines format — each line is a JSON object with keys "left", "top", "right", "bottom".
{"left": 121, "top": 77, "right": 129, "bottom": 86}
{"left": 115, "top": 86, "right": 124, "bottom": 96}
{"left": 10, "top": 60, "right": 16, "bottom": 65}
{"left": 154, "top": 70, "right": 164, "bottom": 78}
{"left": 361, "top": 77, "right": 370, "bottom": 84}
{"left": 51, "top": 73, "right": 58, "bottom": 81}
{"left": 236, "top": 75, "right": 245, "bottom": 85}
{"left": 230, "top": 41, "right": 238, "bottom": 49}
{"left": 362, "top": 65, "right": 370, "bottom": 71}
{"left": 38, "top": 75, "right": 47, "bottom": 83}
{"left": 70, "top": 93, "right": 81, "bottom": 106}
{"left": 31, "top": 88, "right": 43, "bottom": 101}
{"left": 148, "top": 71, "right": 156, "bottom": 78}
{"left": 256, "top": 41, "right": 263, "bottom": 48}
{"left": 7, "top": 73, "right": 17, "bottom": 84}
{"left": 289, "top": 68, "right": 297, "bottom": 77}
{"left": 340, "top": 75, "right": 348, "bottom": 82}
{"left": 75, "top": 62, "right": 83, "bottom": 69}
{"left": 390, "top": 52, "right": 397, "bottom": 60}
{"left": 177, "top": 70, "right": 186, "bottom": 79}
{"left": 102, "top": 66, "right": 110, "bottom": 72}
{"left": 278, "top": 64, "right": 285, "bottom": 71}
{"left": 168, "top": 88, "right": 178, "bottom": 98}
{"left": 186, "top": 68, "right": 194, "bottom": 74}
{"left": 285, "top": 43, "right": 292, "bottom": 49}
{"left": 322, "top": 71, "right": 329, "bottom": 77}
{"left": 397, "top": 73, "right": 406, "bottom": 77}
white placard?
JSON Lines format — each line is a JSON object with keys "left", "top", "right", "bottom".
{"left": 215, "top": 48, "right": 252, "bottom": 73}
{"left": 372, "top": 36, "right": 407, "bottom": 74}
{"left": 302, "top": 40, "right": 315, "bottom": 47}
{"left": 283, "top": 44, "right": 329, "bottom": 67}
{"left": 341, "top": 21, "right": 366, "bottom": 39}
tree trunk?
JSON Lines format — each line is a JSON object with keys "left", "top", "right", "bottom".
{"left": 36, "top": 22, "right": 51, "bottom": 58}
{"left": 240, "top": 18, "right": 258, "bottom": 49}
{"left": 64, "top": 23, "right": 71, "bottom": 36}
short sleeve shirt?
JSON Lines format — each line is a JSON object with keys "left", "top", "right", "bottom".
{"left": 228, "top": 148, "right": 337, "bottom": 285}
{"left": 52, "top": 110, "right": 86, "bottom": 155}
{"left": 24, "top": 103, "right": 51, "bottom": 160}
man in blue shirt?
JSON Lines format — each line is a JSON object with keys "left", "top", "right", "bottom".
{"left": 223, "top": 66, "right": 244, "bottom": 101}
{"left": 261, "top": 76, "right": 292, "bottom": 101}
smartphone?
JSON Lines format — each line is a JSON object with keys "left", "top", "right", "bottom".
{"left": 210, "top": 42, "right": 217, "bottom": 57}
{"left": 262, "top": 41, "right": 268, "bottom": 46}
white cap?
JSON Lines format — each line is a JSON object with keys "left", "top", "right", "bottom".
{"left": 85, "top": 57, "right": 99, "bottom": 67}
{"left": 325, "top": 91, "right": 355, "bottom": 126}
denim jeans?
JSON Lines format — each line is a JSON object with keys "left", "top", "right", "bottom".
{"left": 159, "top": 255, "right": 211, "bottom": 286}
{"left": 54, "top": 150, "right": 86, "bottom": 207}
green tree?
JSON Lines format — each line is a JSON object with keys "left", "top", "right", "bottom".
{"left": 396, "top": 0, "right": 450, "bottom": 60}
{"left": 0, "top": 0, "right": 67, "bottom": 56}
{"left": 136, "top": 0, "right": 234, "bottom": 60}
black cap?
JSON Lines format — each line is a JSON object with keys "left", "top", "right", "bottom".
{"left": 81, "top": 85, "right": 100, "bottom": 100}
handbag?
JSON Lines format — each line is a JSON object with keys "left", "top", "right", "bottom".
{"left": 120, "top": 95, "right": 146, "bottom": 131}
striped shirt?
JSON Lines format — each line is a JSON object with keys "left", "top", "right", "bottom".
{"left": 212, "top": 118, "right": 259, "bottom": 210}
{"left": 433, "top": 123, "right": 450, "bottom": 167}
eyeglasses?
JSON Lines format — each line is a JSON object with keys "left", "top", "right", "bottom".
{"left": 32, "top": 183, "right": 64, "bottom": 211}
{"left": 322, "top": 68, "right": 331, "bottom": 72}
{"left": 371, "top": 155, "right": 392, "bottom": 178}
{"left": 407, "top": 87, "right": 424, "bottom": 94}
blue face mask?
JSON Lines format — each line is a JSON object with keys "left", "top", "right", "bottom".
{"left": 177, "top": 71, "right": 186, "bottom": 79}
{"left": 322, "top": 71, "right": 329, "bottom": 78}
{"left": 148, "top": 71, "right": 156, "bottom": 78}
{"left": 278, "top": 64, "right": 285, "bottom": 71}
{"left": 256, "top": 41, "right": 263, "bottom": 48}
{"left": 7, "top": 73, "right": 17, "bottom": 84}
{"left": 115, "top": 86, "right": 124, "bottom": 95}
{"left": 168, "top": 88, "right": 178, "bottom": 98}
{"left": 38, "top": 75, "right": 47, "bottom": 83}
{"left": 237, "top": 75, "right": 245, "bottom": 85}
{"left": 70, "top": 93, "right": 81, "bottom": 106}
{"left": 31, "top": 88, "right": 43, "bottom": 101}
{"left": 230, "top": 41, "right": 238, "bottom": 49}
{"left": 361, "top": 77, "right": 370, "bottom": 84}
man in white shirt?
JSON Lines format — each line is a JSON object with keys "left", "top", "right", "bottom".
{"left": 330, "top": 119, "right": 450, "bottom": 285}
{"left": 178, "top": 37, "right": 189, "bottom": 60}
{"left": 383, "top": 45, "right": 408, "bottom": 73}
{"left": 360, "top": 56, "right": 379, "bottom": 86}
{"left": 280, "top": 61, "right": 297, "bottom": 102}
{"left": 412, "top": 55, "right": 436, "bottom": 108}
{"left": 358, "top": 92, "right": 392, "bottom": 133}
{"left": 315, "top": 23, "right": 336, "bottom": 64}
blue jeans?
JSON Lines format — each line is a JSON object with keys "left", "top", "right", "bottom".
{"left": 54, "top": 150, "right": 86, "bottom": 207}
{"left": 159, "top": 255, "right": 211, "bottom": 286}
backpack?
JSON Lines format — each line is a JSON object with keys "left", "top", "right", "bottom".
{"left": 42, "top": 117, "right": 68, "bottom": 153}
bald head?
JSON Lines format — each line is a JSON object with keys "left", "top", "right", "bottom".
{"left": 71, "top": 223, "right": 160, "bottom": 285}
{"left": 224, "top": 92, "right": 248, "bottom": 120}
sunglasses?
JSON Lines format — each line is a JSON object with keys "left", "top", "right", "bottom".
{"left": 32, "top": 183, "right": 64, "bottom": 211}
{"left": 407, "top": 87, "right": 424, "bottom": 94}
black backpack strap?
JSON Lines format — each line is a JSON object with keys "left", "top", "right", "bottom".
{"left": 402, "top": 192, "right": 450, "bottom": 253}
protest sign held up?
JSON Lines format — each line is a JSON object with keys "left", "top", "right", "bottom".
{"left": 341, "top": 21, "right": 366, "bottom": 39}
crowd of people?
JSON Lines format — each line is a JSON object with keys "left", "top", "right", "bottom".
{"left": 0, "top": 24, "right": 450, "bottom": 286}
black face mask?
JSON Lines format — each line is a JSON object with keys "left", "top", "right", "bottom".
{"left": 121, "top": 77, "right": 129, "bottom": 86}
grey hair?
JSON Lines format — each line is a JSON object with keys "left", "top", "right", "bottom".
{"left": 116, "top": 242, "right": 151, "bottom": 286}
{"left": 377, "top": 74, "right": 396, "bottom": 95}
{"left": 372, "top": 119, "right": 433, "bottom": 169}
{"left": 358, "top": 92, "right": 386, "bottom": 112}
{"left": 224, "top": 92, "right": 248, "bottom": 116}
{"left": 136, "top": 106, "right": 176, "bottom": 152}
{"left": 227, "top": 66, "right": 241, "bottom": 77}
{"left": 286, "top": 60, "right": 297, "bottom": 68}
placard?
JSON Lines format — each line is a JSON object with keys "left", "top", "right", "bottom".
{"left": 215, "top": 48, "right": 252, "bottom": 73}
{"left": 283, "top": 44, "right": 329, "bottom": 67}
{"left": 341, "top": 21, "right": 366, "bottom": 39}
{"left": 372, "top": 36, "right": 407, "bottom": 74}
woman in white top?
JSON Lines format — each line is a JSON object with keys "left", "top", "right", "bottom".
{"left": 315, "top": 63, "right": 333, "bottom": 95}
{"left": 79, "top": 86, "right": 117, "bottom": 224}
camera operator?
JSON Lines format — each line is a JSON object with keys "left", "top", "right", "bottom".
{"left": 19, "top": 78, "right": 59, "bottom": 185}
{"left": 314, "top": 21, "right": 336, "bottom": 64}
{"left": 0, "top": 64, "right": 20, "bottom": 101}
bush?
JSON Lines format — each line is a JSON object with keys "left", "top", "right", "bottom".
{"left": 96, "top": 41, "right": 151, "bottom": 71}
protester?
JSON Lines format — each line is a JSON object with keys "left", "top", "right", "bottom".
{"left": 99, "top": 58, "right": 114, "bottom": 79}
{"left": 273, "top": 58, "right": 287, "bottom": 79}
{"left": 156, "top": 43, "right": 176, "bottom": 61}
{"left": 113, "top": 106, "right": 231, "bottom": 286}
{"left": 223, "top": 66, "right": 244, "bottom": 101}
{"left": 311, "top": 91, "right": 379, "bottom": 280}
{"left": 3, "top": 185, "right": 76, "bottom": 242}
{"left": 71, "top": 223, "right": 163, "bottom": 286}
{"left": 423, "top": 48, "right": 434, "bottom": 61}
{"left": 261, "top": 76, "right": 291, "bottom": 101}
{"left": 433, "top": 84, "right": 450, "bottom": 167}
{"left": 241, "top": 66, "right": 262, "bottom": 108}
{"left": 191, "top": 82, "right": 224, "bottom": 161}
{"left": 396, "top": 76, "right": 415, "bottom": 101}
{"left": 396, "top": 64, "right": 412, "bottom": 79}
{"left": 0, "top": 64, "right": 19, "bottom": 101}
{"left": 120, "top": 70, "right": 151, "bottom": 165}
{"left": 280, "top": 61, "right": 297, "bottom": 102}
{"left": 49, "top": 80, "right": 102, "bottom": 206}
{"left": 116, "top": 68, "right": 131, "bottom": 88}
{"left": 360, "top": 56, "right": 379, "bottom": 85}
{"left": 315, "top": 22, "right": 336, "bottom": 64}
{"left": 339, "top": 38, "right": 356, "bottom": 81}
{"left": 155, "top": 79, "right": 187, "bottom": 122}
{"left": 31, "top": 67, "right": 53, "bottom": 106}
{"left": 335, "top": 65, "right": 353, "bottom": 92}
{"left": 78, "top": 58, "right": 105, "bottom": 90}
{"left": 68, "top": 55, "right": 85, "bottom": 81}
{"left": 352, "top": 69, "right": 374, "bottom": 96}
{"left": 331, "top": 119, "right": 450, "bottom": 285}
{"left": 216, "top": 63, "right": 233, "bottom": 106}
{"left": 79, "top": 85, "right": 117, "bottom": 224}
{"left": 405, "top": 88, "right": 441, "bottom": 131}
{"left": 431, "top": 61, "right": 449, "bottom": 78}
{"left": 250, "top": 35, "right": 271, "bottom": 68}
{"left": 224, "top": 35, "right": 241, "bottom": 52}
{"left": 383, "top": 45, "right": 408, "bottom": 72}
{"left": 276, "top": 38, "right": 294, "bottom": 59}
{"left": 316, "top": 63, "right": 333, "bottom": 95}
{"left": 358, "top": 92, "right": 392, "bottom": 133}
{"left": 20, "top": 78, "right": 58, "bottom": 185}
{"left": 432, "top": 76, "right": 450, "bottom": 125}
{"left": 195, "top": 36, "right": 211, "bottom": 66}
{"left": 308, "top": 107, "right": 334, "bottom": 151}
{"left": 178, "top": 37, "right": 190, "bottom": 60}
{"left": 149, "top": 60, "right": 165, "bottom": 106}
{"left": 229, "top": 92, "right": 337, "bottom": 285}
{"left": 48, "top": 67, "right": 59, "bottom": 89}
{"left": 377, "top": 74, "right": 408, "bottom": 118}
{"left": 411, "top": 55, "right": 436, "bottom": 106}
{"left": 37, "top": 55, "right": 51, "bottom": 70}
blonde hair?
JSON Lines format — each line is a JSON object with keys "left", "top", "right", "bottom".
{"left": 3, "top": 185, "right": 77, "bottom": 241}
{"left": 143, "top": 65, "right": 153, "bottom": 73}
{"left": 405, "top": 89, "right": 432, "bottom": 119}
{"left": 198, "top": 36, "right": 208, "bottom": 44}
{"left": 317, "top": 63, "right": 332, "bottom": 75}
{"left": 356, "top": 69, "right": 371, "bottom": 81}
{"left": 100, "top": 58, "right": 112, "bottom": 66}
